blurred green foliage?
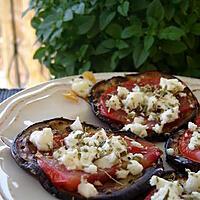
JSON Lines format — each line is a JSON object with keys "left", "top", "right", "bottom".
{"left": 26, "top": 0, "right": 200, "bottom": 78}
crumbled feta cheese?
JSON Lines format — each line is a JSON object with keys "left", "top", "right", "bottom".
{"left": 152, "top": 124, "right": 163, "bottom": 134}
{"left": 58, "top": 148, "right": 81, "bottom": 170}
{"left": 64, "top": 130, "right": 83, "bottom": 148}
{"left": 70, "top": 116, "right": 83, "bottom": 131}
{"left": 133, "top": 116, "right": 145, "bottom": 124}
{"left": 184, "top": 170, "right": 200, "bottom": 193}
{"left": 80, "top": 146, "right": 97, "bottom": 166}
{"left": 106, "top": 95, "right": 121, "bottom": 111}
{"left": 123, "top": 91, "right": 144, "bottom": 110}
{"left": 94, "top": 152, "right": 118, "bottom": 169}
{"left": 29, "top": 128, "right": 53, "bottom": 151}
{"left": 132, "top": 85, "right": 140, "bottom": 92}
{"left": 160, "top": 77, "right": 185, "bottom": 92}
{"left": 110, "top": 136, "right": 127, "bottom": 154}
{"left": 131, "top": 140, "right": 144, "bottom": 148}
{"left": 179, "top": 92, "right": 186, "bottom": 97}
{"left": 160, "top": 106, "right": 179, "bottom": 125}
{"left": 147, "top": 96, "right": 157, "bottom": 111}
{"left": 123, "top": 123, "right": 147, "bottom": 137}
{"left": 188, "top": 131, "right": 200, "bottom": 150}
{"left": 72, "top": 78, "right": 93, "bottom": 98}
{"left": 188, "top": 122, "right": 198, "bottom": 132}
{"left": 127, "top": 160, "right": 143, "bottom": 176}
{"left": 166, "top": 148, "right": 174, "bottom": 155}
{"left": 117, "top": 86, "right": 129, "bottom": 98}
{"left": 84, "top": 164, "right": 97, "bottom": 174}
{"left": 116, "top": 169, "right": 129, "bottom": 179}
{"left": 150, "top": 176, "right": 183, "bottom": 200}
{"left": 78, "top": 178, "right": 98, "bottom": 198}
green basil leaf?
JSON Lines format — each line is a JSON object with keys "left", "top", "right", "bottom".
{"left": 33, "top": 47, "right": 46, "bottom": 60}
{"left": 161, "top": 40, "right": 187, "bottom": 54}
{"left": 76, "top": 15, "right": 96, "bottom": 34}
{"left": 191, "top": 23, "right": 200, "bottom": 35}
{"left": 144, "top": 35, "right": 154, "bottom": 51}
{"left": 117, "top": 1, "right": 129, "bottom": 17}
{"left": 133, "top": 44, "right": 150, "bottom": 68}
{"left": 95, "top": 39, "right": 115, "bottom": 55}
{"left": 99, "top": 11, "right": 116, "bottom": 30}
{"left": 106, "top": 23, "right": 122, "bottom": 38}
{"left": 159, "top": 26, "right": 185, "bottom": 40}
{"left": 147, "top": 0, "right": 164, "bottom": 24}
{"left": 121, "top": 18, "right": 143, "bottom": 39}
{"left": 116, "top": 40, "right": 129, "bottom": 50}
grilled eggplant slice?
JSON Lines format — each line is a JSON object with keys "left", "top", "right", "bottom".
{"left": 11, "top": 118, "right": 163, "bottom": 200}
{"left": 165, "top": 118, "right": 200, "bottom": 172}
{"left": 89, "top": 71, "right": 199, "bottom": 140}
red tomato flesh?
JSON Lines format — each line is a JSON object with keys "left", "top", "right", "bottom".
{"left": 38, "top": 136, "right": 162, "bottom": 192}
{"left": 38, "top": 157, "right": 118, "bottom": 192}
{"left": 99, "top": 78, "right": 192, "bottom": 134}
{"left": 125, "top": 137, "right": 162, "bottom": 168}
{"left": 179, "top": 130, "right": 200, "bottom": 163}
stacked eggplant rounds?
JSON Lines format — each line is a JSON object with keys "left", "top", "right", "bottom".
{"left": 144, "top": 170, "right": 200, "bottom": 200}
{"left": 11, "top": 118, "right": 163, "bottom": 200}
{"left": 89, "top": 71, "right": 199, "bottom": 140}
{"left": 165, "top": 117, "right": 200, "bottom": 172}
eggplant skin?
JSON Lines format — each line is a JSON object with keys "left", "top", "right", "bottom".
{"left": 89, "top": 71, "right": 199, "bottom": 141}
{"left": 11, "top": 117, "right": 163, "bottom": 200}
{"left": 165, "top": 130, "right": 200, "bottom": 172}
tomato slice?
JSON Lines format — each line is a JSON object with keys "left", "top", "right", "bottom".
{"left": 99, "top": 77, "right": 193, "bottom": 135}
{"left": 126, "top": 137, "right": 162, "bottom": 168}
{"left": 195, "top": 116, "right": 200, "bottom": 126}
{"left": 38, "top": 157, "right": 118, "bottom": 192}
{"left": 179, "top": 130, "right": 200, "bottom": 163}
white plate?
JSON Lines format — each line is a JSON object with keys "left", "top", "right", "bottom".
{"left": 0, "top": 72, "right": 200, "bottom": 200}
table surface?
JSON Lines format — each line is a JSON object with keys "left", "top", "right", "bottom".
{"left": 0, "top": 88, "right": 22, "bottom": 103}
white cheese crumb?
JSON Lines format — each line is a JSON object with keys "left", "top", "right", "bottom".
{"left": 188, "top": 131, "right": 200, "bottom": 150}
{"left": 123, "top": 91, "right": 144, "bottom": 110}
{"left": 84, "top": 164, "right": 97, "bottom": 174}
{"left": 58, "top": 148, "right": 81, "bottom": 170}
{"left": 117, "top": 86, "right": 129, "bottom": 98}
{"left": 184, "top": 170, "right": 200, "bottom": 193}
{"left": 29, "top": 128, "right": 53, "bottom": 151}
{"left": 166, "top": 148, "right": 174, "bottom": 155}
{"left": 131, "top": 140, "right": 144, "bottom": 148}
{"left": 147, "top": 96, "right": 157, "bottom": 111}
{"left": 70, "top": 116, "right": 83, "bottom": 131}
{"left": 133, "top": 116, "right": 145, "bottom": 124}
{"left": 150, "top": 176, "right": 183, "bottom": 200}
{"left": 106, "top": 95, "right": 121, "bottom": 111}
{"left": 78, "top": 178, "right": 98, "bottom": 198}
{"left": 179, "top": 92, "right": 186, "bottom": 97}
{"left": 152, "top": 124, "right": 163, "bottom": 134}
{"left": 123, "top": 123, "right": 147, "bottom": 138}
{"left": 72, "top": 78, "right": 93, "bottom": 98}
{"left": 94, "top": 152, "right": 118, "bottom": 169}
{"left": 80, "top": 146, "right": 97, "bottom": 166}
{"left": 160, "top": 77, "right": 185, "bottom": 92}
{"left": 116, "top": 169, "right": 129, "bottom": 179}
{"left": 188, "top": 122, "right": 198, "bottom": 132}
{"left": 127, "top": 160, "right": 143, "bottom": 176}
{"left": 64, "top": 130, "right": 83, "bottom": 148}
{"left": 160, "top": 106, "right": 179, "bottom": 125}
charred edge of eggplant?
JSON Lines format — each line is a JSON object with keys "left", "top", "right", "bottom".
{"left": 89, "top": 71, "right": 199, "bottom": 141}
{"left": 165, "top": 131, "right": 200, "bottom": 172}
{"left": 38, "top": 159, "right": 163, "bottom": 200}
{"left": 11, "top": 118, "right": 98, "bottom": 176}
